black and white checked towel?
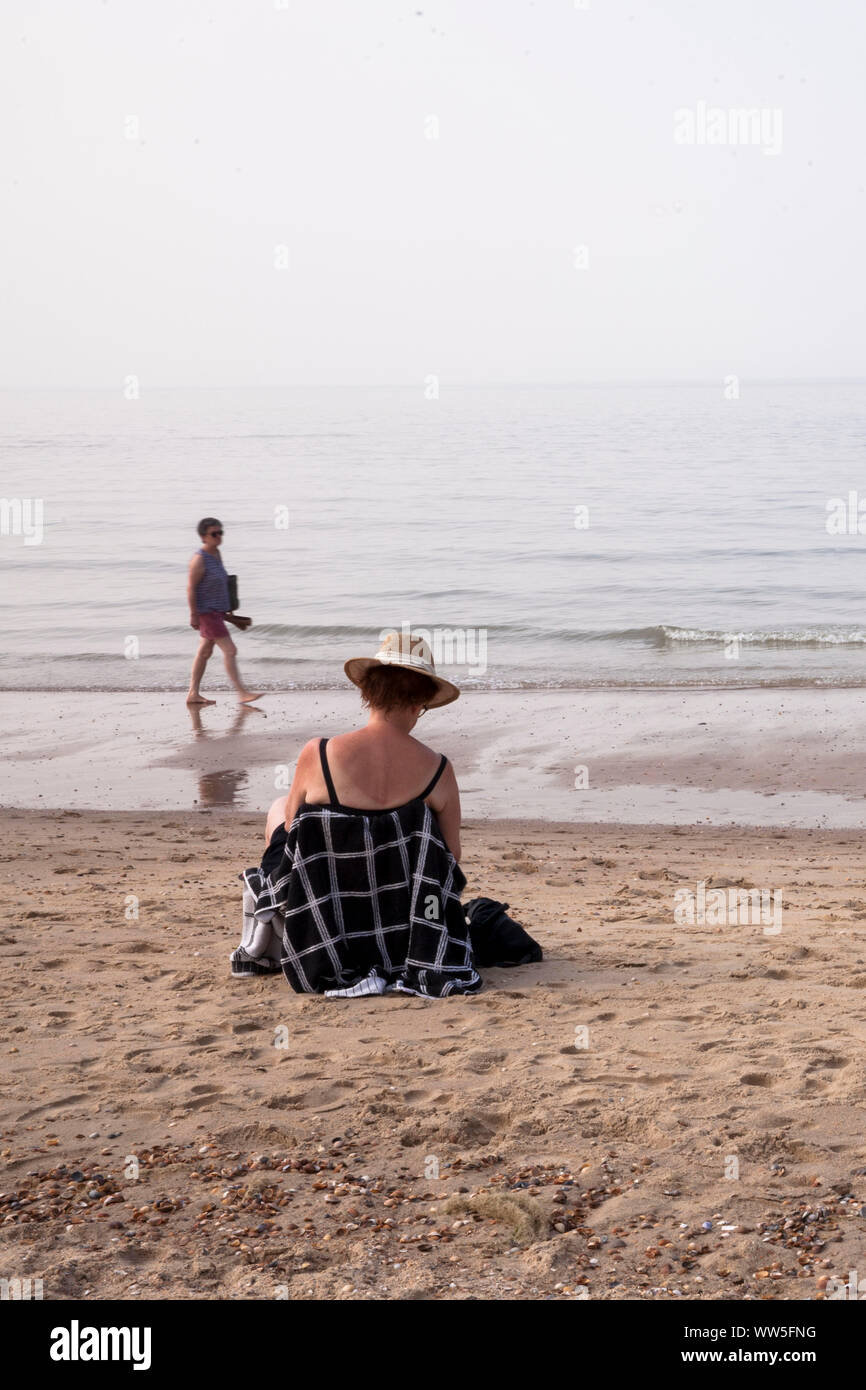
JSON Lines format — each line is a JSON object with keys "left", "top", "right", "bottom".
{"left": 240, "top": 793, "right": 481, "bottom": 998}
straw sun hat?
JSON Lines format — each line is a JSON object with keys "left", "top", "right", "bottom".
{"left": 344, "top": 630, "right": 460, "bottom": 709}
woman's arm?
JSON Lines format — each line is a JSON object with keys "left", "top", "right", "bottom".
{"left": 187, "top": 553, "right": 204, "bottom": 627}
{"left": 282, "top": 739, "right": 319, "bottom": 833}
{"left": 428, "top": 760, "right": 462, "bottom": 862}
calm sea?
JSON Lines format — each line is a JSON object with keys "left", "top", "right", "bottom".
{"left": 4, "top": 382, "right": 866, "bottom": 693}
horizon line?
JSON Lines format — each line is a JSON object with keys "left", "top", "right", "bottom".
{"left": 1, "top": 376, "right": 865, "bottom": 392}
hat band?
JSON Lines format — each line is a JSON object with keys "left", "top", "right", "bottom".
{"left": 376, "top": 651, "right": 436, "bottom": 675}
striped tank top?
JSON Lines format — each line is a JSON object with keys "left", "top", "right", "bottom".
{"left": 195, "top": 548, "right": 229, "bottom": 614}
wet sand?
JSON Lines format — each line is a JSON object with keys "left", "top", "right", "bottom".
{"left": 2, "top": 811, "right": 866, "bottom": 1301}
{"left": 2, "top": 687, "right": 866, "bottom": 824}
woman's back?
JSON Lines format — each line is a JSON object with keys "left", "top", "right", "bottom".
{"left": 244, "top": 734, "right": 475, "bottom": 997}
{"left": 236, "top": 631, "right": 474, "bottom": 995}
{"left": 304, "top": 725, "right": 445, "bottom": 811}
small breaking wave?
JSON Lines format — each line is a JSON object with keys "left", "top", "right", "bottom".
{"left": 655, "top": 624, "right": 866, "bottom": 647}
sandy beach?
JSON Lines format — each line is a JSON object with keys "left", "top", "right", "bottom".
{"left": 3, "top": 809, "right": 865, "bottom": 1301}
{"left": 4, "top": 0, "right": 865, "bottom": 1337}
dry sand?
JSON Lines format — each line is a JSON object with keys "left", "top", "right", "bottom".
{"left": 3, "top": 810, "right": 866, "bottom": 1301}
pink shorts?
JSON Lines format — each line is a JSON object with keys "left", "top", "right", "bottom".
{"left": 198, "top": 611, "right": 229, "bottom": 641}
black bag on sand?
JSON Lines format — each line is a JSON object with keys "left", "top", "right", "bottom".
{"left": 464, "top": 897, "right": 543, "bottom": 968}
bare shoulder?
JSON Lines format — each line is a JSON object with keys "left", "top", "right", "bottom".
{"left": 296, "top": 737, "right": 321, "bottom": 765}
{"left": 436, "top": 756, "right": 458, "bottom": 788}
{"left": 409, "top": 733, "right": 443, "bottom": 762}
{"left": 290, "top": 738, "right": 322, "bottom": 794}
{"left": 412, "top": 736, "right": 457, "bottom": 786}
{"left": 189, "top": 551, "right": 205, "bottom": 570}
{"left": 425, "top": 746, "right": 459, "bottom": 816}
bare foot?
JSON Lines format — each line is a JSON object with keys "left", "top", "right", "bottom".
{"left": 239, "top": 692, "right": 264, "bottom": 704}
{"left": 187, "top": 694, "right": 216, "bottom": 705}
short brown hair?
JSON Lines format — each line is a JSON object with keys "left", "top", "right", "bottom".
{"left": 358, "top": 664, "right": 438, "bottom": 712}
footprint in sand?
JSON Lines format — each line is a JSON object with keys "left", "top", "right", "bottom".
{"left": 464, "top": 1050, "right": 508, "bottom": 1073}
{"left": 16, "top": 1094, "right": 88, "bottom": 1120}
{"left": 265, "top": 1093, "right": 305, "bottom": 1110}
{"left": 182, "top": 1086, "right": 225, "bottom": 1110}
{"left": 805, "top": 1053, "right": 850, "bottom": 1071}
{"left": 801, "top": 1077, "right": 829, "bottom": 1094}
{"left": 528, "top": 1051, "right": 554, "bottom": 1065}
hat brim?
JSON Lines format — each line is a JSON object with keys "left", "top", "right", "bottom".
{"left": 343, "top": 656, "right": 460, "bottom": 708}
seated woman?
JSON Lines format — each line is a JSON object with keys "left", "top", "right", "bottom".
{"left": 232, "top": 632, "right": 481, "bottom": 997}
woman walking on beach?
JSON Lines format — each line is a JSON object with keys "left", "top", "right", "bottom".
{"left": 233, "top": 631, "right": 479, "bottom": 997}
{"left": 186, "top": 518, "right": 262, "bottom": 705}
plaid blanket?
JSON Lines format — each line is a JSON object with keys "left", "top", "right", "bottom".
{"left": 240, "top": 800, "right": 481, "bottom": 998}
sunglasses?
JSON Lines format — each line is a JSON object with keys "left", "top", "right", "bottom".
{"left": 209, "top": 530, "right": 223, "bottom": 537}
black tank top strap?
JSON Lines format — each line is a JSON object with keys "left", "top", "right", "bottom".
{"left": 319, "top": 738, "right": 339, "bottom": 807}
{"left": 419, "top": 754, "right": 448, "bottom": 801}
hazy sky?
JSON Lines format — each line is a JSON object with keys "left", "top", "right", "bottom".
{"left": 1, "top": 0, "right": 864, "bottom": 385}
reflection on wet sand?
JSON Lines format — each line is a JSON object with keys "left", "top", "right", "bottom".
{"left": 197, "top": 767, "right": 248, "bottom": 807}
{"left": 186, "top": 703, "right": 266, "bottom": 807}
